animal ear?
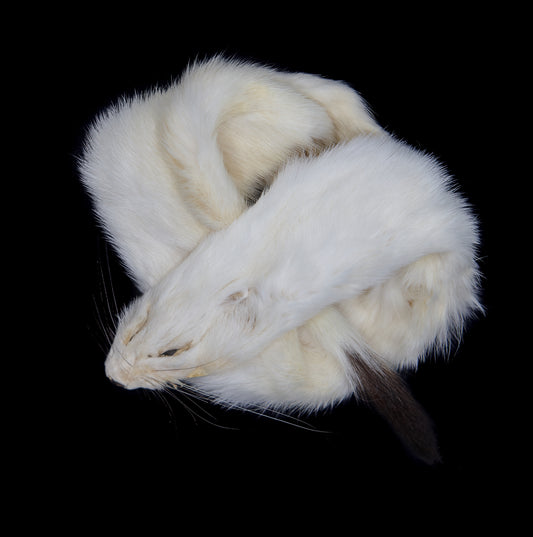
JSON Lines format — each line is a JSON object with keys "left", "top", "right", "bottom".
{"left": 224, "top": 287, "right": 255, "bottom": 304}
{"left": 223, "top": 287, "right": 258, "bottom": 328}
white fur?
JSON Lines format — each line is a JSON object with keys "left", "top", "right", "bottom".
{"left": 80, "top": 57, "right": 383, "bottom": 409}
{"left": 81, "top": 57, "right": 381, "bottom": 292}
{"left": 80, "top": 57, "right": 481, "bottom": 412}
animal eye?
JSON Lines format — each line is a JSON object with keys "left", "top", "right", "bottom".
{"left": 158, "top": 342, "right": 192, "bottom": 358}
{"left": 123, "top": 316, "right": 148, "bottom": 346}
{"left": 159, "top": 348, "right": 179, "bottom": 357}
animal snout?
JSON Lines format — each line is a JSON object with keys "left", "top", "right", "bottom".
{"left": 104, "top": 353, "right": 131, "bottom": 389}
{"left": 108, "top": 377, "right": 126, "bottom": 388}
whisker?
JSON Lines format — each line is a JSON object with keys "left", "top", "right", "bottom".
{"left": 91, "top": 293, "right": 114, "bottom": 350}
{"left": 151, "top": 356, "right": 224, "bottom": 372}
{"left": 115, "top": 345, "right": 134, "bottom": 368}
{"left": 142, "top": 376, "right": 235, "bottom": 429}
{"left": 97, "top": 247, "right": 118, "bottom": 333}
{"left": 102, "top": 242, "right": 120, "bottom": 331}
{"left": 145, "top": 382, "right": 187, "bottom": 430}
{"left": 179, "top": 384, "right": 217, "bottom": 405}
{"left": 88, "top": 237, "right": 125, "bottom": 359}
{"left": 139, "top": 373, "right": 327, "bottom": 434}
{"left": 86, "top": 318, "right": 112, "bottom": 359}
{"left": 157, "top": 391, "right": 178, "bottom": 426}
{"left": 156, "top": 382, "right": 237, "bottom": 430}
{"left": 161, "top": 385, "right": 200, "bottom": 426}
{"left": 175, "top": 379, "right": 327, "bottom": 433}
{"left": 175, "top": 389, "right": 231, "bottom": 426}
{"left": 228, "top": 402, "right": 327, "bottom": 433}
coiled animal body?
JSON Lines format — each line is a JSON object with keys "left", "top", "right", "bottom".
{"left": 80, "top": 57, "right": 482, "bottom": 463}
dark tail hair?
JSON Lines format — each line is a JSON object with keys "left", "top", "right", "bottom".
{"left": 346, "top": 349, "right": 441, "bottom": 465}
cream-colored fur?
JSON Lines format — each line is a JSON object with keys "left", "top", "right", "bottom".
{"left": 82, "top": 57, "right": 385, "bottom": 409}
{"left": 80, "top": 57, "right": 481, "bottom": 414}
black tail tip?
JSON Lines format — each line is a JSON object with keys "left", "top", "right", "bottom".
{"left": 405, "top": 435, "right": 442, "bottom": 466}
{"left": 344, "top": 348, "right": 443, "bottom": 466}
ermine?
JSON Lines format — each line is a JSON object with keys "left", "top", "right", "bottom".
{"left": 80, "top": 57, "right": 481, "bottom": 463}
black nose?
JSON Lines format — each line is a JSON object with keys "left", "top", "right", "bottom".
{"left": 109, "top": 377, "right": 126, "bottom": 388}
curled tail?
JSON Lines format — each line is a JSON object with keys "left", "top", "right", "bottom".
{"left": 345, "top": 349, "right": 441, "bottom": 465}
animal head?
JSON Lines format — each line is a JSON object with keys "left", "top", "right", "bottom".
{"left": 104, "top": 256, "right": 260, "bottom": 390}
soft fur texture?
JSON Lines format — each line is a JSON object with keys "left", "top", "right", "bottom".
{"left": 80, "top": 57, "right": 385, "bottom": 410}
{"left": 80, "top": 57, "right": 482, "bottom": 463}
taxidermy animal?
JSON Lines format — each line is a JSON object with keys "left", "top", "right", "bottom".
{"left": 80, "top": 57, "right": 482, "bottom": 464}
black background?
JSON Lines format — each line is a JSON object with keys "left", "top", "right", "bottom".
{"left": 20, "top": 6, "right": 518, "bottom": 526}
